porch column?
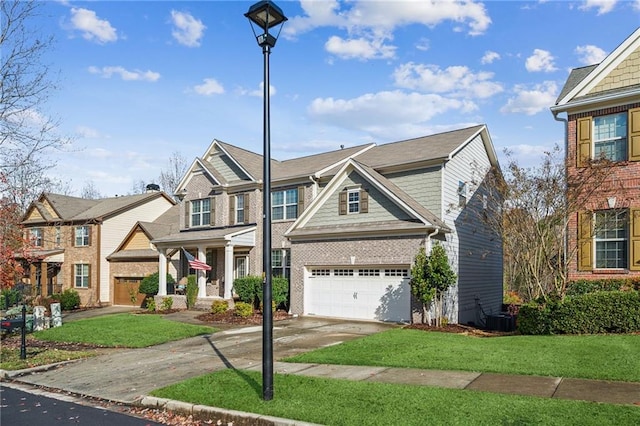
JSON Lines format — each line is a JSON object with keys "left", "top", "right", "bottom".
{"left": 158, "top": 248, "right": 167, "bottom": 296}
{"left": 197, "top": 247, "right": 207, "bottom": 298}
{"left": 224, "top": 243, "right": 234, "bottom": 299}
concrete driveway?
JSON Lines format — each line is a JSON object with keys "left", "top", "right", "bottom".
{"left": 11, "top": 316, "right": 397, "bottom": 404}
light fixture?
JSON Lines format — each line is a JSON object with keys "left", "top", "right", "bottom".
{"left": 245, "top": 0, "right": 287, "bottom": 402}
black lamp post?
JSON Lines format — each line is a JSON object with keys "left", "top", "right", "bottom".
{"left": 245, "top": 0, "right": 287, "bottom": 401}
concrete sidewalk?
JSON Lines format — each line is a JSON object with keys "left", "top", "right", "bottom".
{"left": 2, "top": 309, "right": 639, "bottom": 424}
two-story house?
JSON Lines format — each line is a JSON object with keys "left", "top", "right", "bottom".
{"left": 551, "top": 28, "right": 640, "bottom": 281}
{"left": 21, "top": 190, "right": 175, "bottom": 306}
{"left": 152, "top": 124, "right": 503, "bottom": 325}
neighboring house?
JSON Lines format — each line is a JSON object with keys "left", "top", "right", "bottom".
{"left": 107, "top": 204, "right": 180, "bottom": 306}
{"left": 152, "top": 124, "right": 503, "bottom": 324}
{"left": 551, "top": 28, "right": 640, "bottom": 280}
{"left": 20, "top": 190, "right": 175, "bottom": 306}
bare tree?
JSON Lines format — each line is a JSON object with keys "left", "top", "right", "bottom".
{"left": 480, "top": 145, "right": 611, "bottom": 302}
{"left": 0, "top": 0, "right": 71, "bottom": 210}
{"left": 81, "top": 180, "right": 102, "bottom": 200}
{"left": 159, "top": 151, "right": 188, "bottom": 197}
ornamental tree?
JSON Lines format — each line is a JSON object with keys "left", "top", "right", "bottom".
{"left": 410, "top": 242, "right": 457, "bottom": 326}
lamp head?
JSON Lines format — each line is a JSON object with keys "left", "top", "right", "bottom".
{"left": 245, "top": 0, "right": 287, "bottom": 48}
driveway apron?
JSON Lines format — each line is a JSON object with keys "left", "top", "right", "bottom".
{"left": 11, "top": 317, "right": 396, "bottom": 403}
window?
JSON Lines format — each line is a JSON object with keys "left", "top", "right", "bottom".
{"left": 55, "top": 226, "right": 61, "bottom": 246}
{"left": 29, "top": 228, "right": 43, "bottom": 247}
{"left": 385, "top": 269, "right": 409, "bottom": 277}
{"left": 339, "top": 188, "right": 368, "bottom": 215}
{"left": 458, "top": 181, "right": 467, "bottom": 207}
{"left": 236, "top": 195, "right": 245, "bottom": 223}
{"left": 334, "top": 269, "right": 354, "bottom": 276}
{"left": 272, "top": 189, "right": 298, "bottom": 220}
{"left": 359, "top": 269, "right": 380, "bottom": 277}
{"left": 235, "top": 256, "right": 248, "bottom": 279}
{"left": 75, "top": 226, "right": 90, "bottom": 246}
{"left": 349, "top": 190, "right": 360, "bottom": 213}
{"left": 311, "top": 269, "right": 330, "bottom": 277}
{"left": 593, "top": 113, "right": 627, "bottom": 162}
{"left": 595, "top": 210, "right": 628, "bottom": 269}
{"left": 191, "top": 198, "right": 211, "bottom": 227}
{"left": 272, "top": 249, "right": 291, "bottom": 279}
{"left": 75, "top": 264, "right": 90, "bottom": 288}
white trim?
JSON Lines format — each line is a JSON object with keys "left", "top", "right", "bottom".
{"left": 314, "top": 143, "right": 376, "bottom": 178}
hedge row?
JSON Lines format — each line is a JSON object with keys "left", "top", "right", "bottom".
{"left": 517, "top": 290, "right": 640, "bottom": 335}
{"left": 233, "top": 275, "right": 289, "bottom": 310}
{"left": 566, "top": 278, "right": 640, "bottom": 296}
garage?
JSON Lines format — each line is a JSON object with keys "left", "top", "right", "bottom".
{"left": 304, "top": 267, "right": 411, "bottom": 322}
{"left": 114, "top": 277, "right": 145, "bottom": 306}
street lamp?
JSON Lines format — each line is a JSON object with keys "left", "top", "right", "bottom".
{"left": 245, "top": 0, "right": 287, "bottom": 401}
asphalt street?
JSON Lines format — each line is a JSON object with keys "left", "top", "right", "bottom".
{"left": 0, "top": 384, "right": 162, "bottom": 425}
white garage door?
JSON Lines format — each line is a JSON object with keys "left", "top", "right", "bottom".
{"left": 304, "top": 267, "right": 411, "bottom": 322}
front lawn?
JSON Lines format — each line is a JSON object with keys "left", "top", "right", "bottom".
{"left": 284, "top": 328, "right": 640, "bottom": 382}
{"left": 33, "top": 313, "right": 216, "bottom": 348}
{"left": 151, "top": 370, "right": 640, "bottom": 426}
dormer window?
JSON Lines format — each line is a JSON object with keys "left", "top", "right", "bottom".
{"left": 190, "top": 198, "right": 212, "bottom": 227}
{"left": 75, "top": 226, "right": 90, "bottom": 247}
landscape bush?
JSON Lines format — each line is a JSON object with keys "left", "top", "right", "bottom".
{"left": 517, "top": 290, "right": 640, "bottom": 334}
{"left": 211, "top": 299, "right": 229, "bottom": 314}
{"left": 233, "top": 276, "right": 263, "bottom": 306}
{"left": 186, "top": 274, "right": 198, "bottom": 308}
{"left": 234, "top": 301, "right": 253, "bottom": 318}
{"left": 56, "top": 289, "right": 81, "bottom": 311}
{"left": 566, "top": 278, "right": 640, "bottom": 296}
{"left": 0, "top": 288, "right": 22, "bottom": 310}
{"left": 256, "top": 276, "right": 289, "bottom": 310}
{"left": 139, "top": 272, "right": 175, "bottom": 296}
{"left": 159, "top": 297, "right": 174, "bottom": 311}
{"left": 145, "top": 297, "right": 156, "bottom": 312}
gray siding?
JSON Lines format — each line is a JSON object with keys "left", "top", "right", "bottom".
{"left": 386, "top": 166, "right": 442, "bottom": 219}
{"left": 209, "top": 154, "right": 250, "bottom": 182}
{"left": 306, "top": 171, "right": 412, "bottom": 227}
{"left": 443, "top": 134, "right": 503, "bottom": 325}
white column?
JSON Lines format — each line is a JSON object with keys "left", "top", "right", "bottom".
{"left": 197, "top": 246, "right": 207, "bottom": 298}
{"left": 224, "top": 244, "right": 234, "bottom": 299}
{"left": 158, "top": 248, "right": 167, "bottom": 296}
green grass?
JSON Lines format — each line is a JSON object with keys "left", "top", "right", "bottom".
{"left": 32, "top": 313, "right": 216, "bottom": 348}
{"left": 0, "top": 347, "right": 96, "bottom": 370}
{"left": 152, "top": 370, "right": 640, "bottom": 426}
{"left": 284, "top": 329, "right": 640, "bottom": 382}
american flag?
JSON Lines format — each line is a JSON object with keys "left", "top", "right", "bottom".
{"left": 182, "top": 248, "right": 212, "bottom": 271}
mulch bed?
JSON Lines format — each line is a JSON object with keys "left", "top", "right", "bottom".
{"left": 195, "top": 309, "right": 292, "bottom": 325}
{"left": 404, "top": 322, "right": 514, "bottom": 337}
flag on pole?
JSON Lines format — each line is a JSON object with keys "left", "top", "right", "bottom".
{"left": 182, "top": 247, "right": 212, "bottom": 271}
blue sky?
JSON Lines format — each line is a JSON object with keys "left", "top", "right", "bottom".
{"left": 36, "top": 0, "right": 640, "bottom": 197}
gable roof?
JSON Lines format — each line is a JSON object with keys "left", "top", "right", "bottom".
{"left": 22, "top": 191, "right": 175, "bottom": 224}
{"left": 552, "top": 27, "right": 640, "bottom": 111}
{"left": 286, "top": 158, "right": 450, "bottom": 238}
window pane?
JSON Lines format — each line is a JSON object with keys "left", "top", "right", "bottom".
{"left": 192, "top": 201, "right": 201, "bottom": 213}
{"left": 286, "top": 189, "right": 298, "bottom": 204}
{"left": 203, "top": 212, "right": 210, "bottom": 225}
{"left": 594, "top": 210, "right": 628, "bottom": 269}
{"left": 286, "top": 205, "right": 297, "bottom": 219}
{"left": 272, "top": 250, "right": 282, "bottom": 267}
{"left": 593, "top": 113, "right": 627, "bottom": 162}
{"left": 272, "top": 191, "right": 284, "bottom": 206}
{"left": 272, "top": 206, "right": 284, "bottom": 220}
{"left": 237, "top": 195, "right": 244, "bottom": 209}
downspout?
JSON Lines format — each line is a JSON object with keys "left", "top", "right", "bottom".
{"left": 426, "top": 227, "right": 440, "bottom": 254}
{"left": 551, "top": 110, "right": 569, "bottom": 292}
{"left": 308, "top": 175, "right": 319, "bottom": 199}
{"left": 552, "top": 109, "right": 569, "bottom": 291}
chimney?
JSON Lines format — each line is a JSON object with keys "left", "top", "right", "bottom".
{"left": 146, "top": 183, "right": 160, "bottom": 193}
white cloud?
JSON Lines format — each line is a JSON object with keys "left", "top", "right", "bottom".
{"left": 76, "top": 126, "right": 102, "bottom": 139}
{"left": 500, "top": 81, "right": 558, "bottom": 115}
{"left": 238, "top": 82, "right": 277, "bottom": 98}
{"left": 525, "top": 49, "right": 557, "bottom": 72}
{"left": 575, "top": 44, "right": 607, "bottom": 65}
{"left": 481, "top": 51, "right": 500, "bottom": 64}
{"left": 285, "top": 0, "right": 491, "bottom": 61}
{"left": 170, "top": 10, "right": 206, "bottom": 47}
{"left": 634, "top": 0, "right": 640, "bottom": 11}
{"left": 325, "top": 36, "right": 396, "bottom": 60}
{"left": 579, "top": 0, "right": 617, "bottom": 15}
{"left": 70, "top": 8, "right": 117, "bottom": 43}
{"left": 393, "top": 63, "right": 503, "bottom": 99}
{"left": 308, "top": 90, "right": 476, "bottom": 133}
{"left": 193, "top": 78, "right": 224, "bottom": 96}
{"left": 88, "top": 66, "right": 160, "bottom": 82}
{"left": 415, "top": 37, "right": 430, "bottom": 51}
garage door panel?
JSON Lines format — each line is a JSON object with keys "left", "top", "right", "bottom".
{"left": 305, "top": 271, "right": 410, "bottom": 322}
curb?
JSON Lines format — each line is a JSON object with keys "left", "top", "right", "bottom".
{"left": 0, "top": 360, "right": 78, "bottom": 380}
{"left": 138, "top": 396, "right": 322, "bottom": 426}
